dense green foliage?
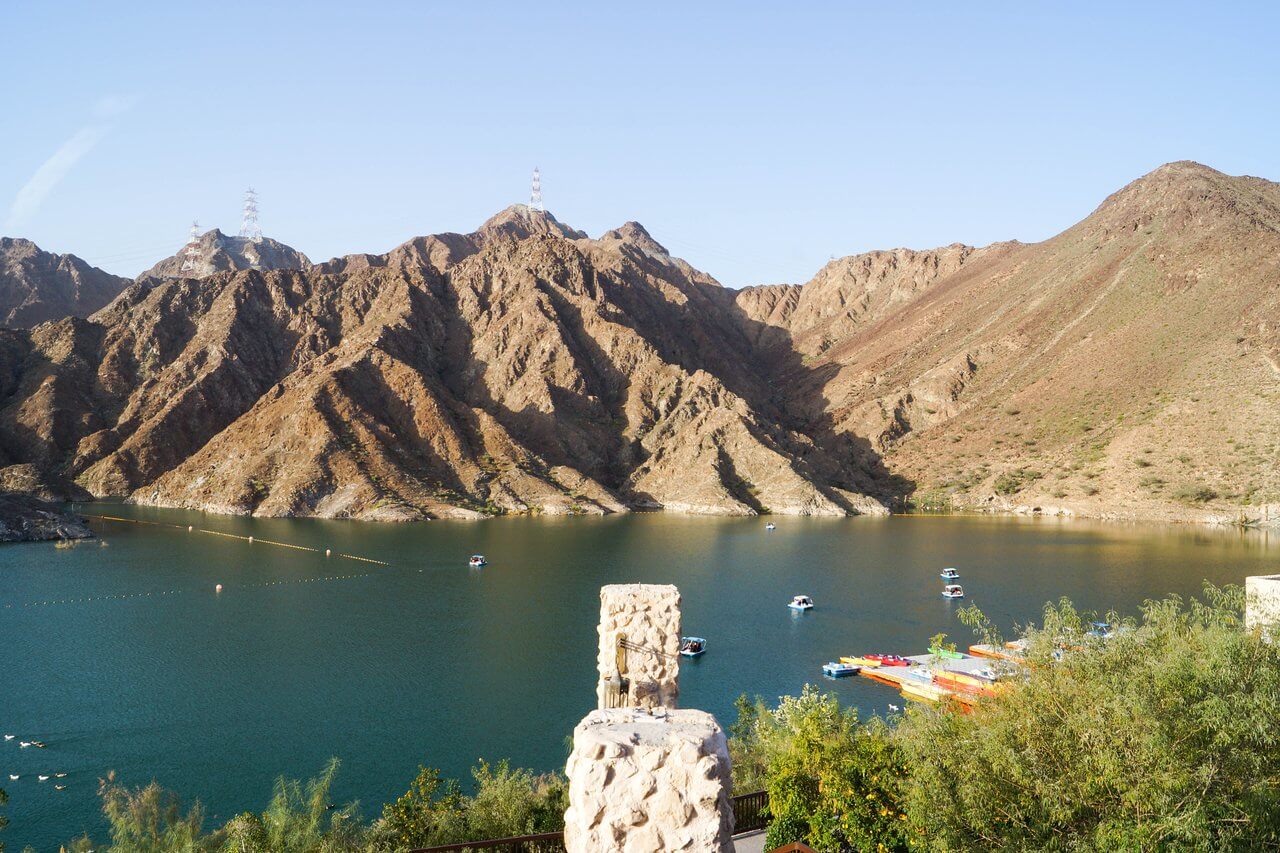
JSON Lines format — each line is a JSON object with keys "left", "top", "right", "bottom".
{"left": 732, "top": 585, "right": 1280, "bottom": 851}
{"left": 900, "top": 586, "right": 1280, "bottom": 850}
{"left": 373, "top": 760, "right": 565, "bottom": 848}
{"left": 0, "top": 785, "right": 8, "bottom": 852}
{"left": 60, "top": 759, "right": 565, "bottom": 852}
{"left": 730, "top": 687, "right": 909, "bottom": 851}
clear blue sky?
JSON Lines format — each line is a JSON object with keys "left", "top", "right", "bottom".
{"left": 3, "top": 1, "right": 1277, "bottom": 287}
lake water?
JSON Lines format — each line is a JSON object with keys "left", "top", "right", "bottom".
{"left": 1, "top": 507, "right": 1276, "bottom": 849}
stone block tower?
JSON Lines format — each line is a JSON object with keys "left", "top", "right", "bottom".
{"left": 564, "top": 583, "right": 735, "bottom": 852}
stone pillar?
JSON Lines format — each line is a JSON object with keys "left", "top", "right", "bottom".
{"left": 564, "top": 707, "right": 734, "bottom": 852}
{"left": 596, "top": 583, "right": 681, "bottom": 710}
{"left": 1246, "top": 574, "right": 1280, "bottom": 637}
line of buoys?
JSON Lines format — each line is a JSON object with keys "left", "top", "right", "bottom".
{"left": 82, "top": 514, "right": 389, "bottom": 566}
{"left": 11, "top": 572, "right": 373, "bottom": 609}
{"left": 21, "top": 588, "right": 187, "bottom": 607}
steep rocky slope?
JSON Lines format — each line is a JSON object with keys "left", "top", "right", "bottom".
{"left": 139, "top": 229, "right": 311, "bottom": 279}
{"left": 0, "top": 207, "right": 888, "bottom": 520}
{"left": 0, "top": 162, "right": 1273, "bottom": 524}
{"left": 758, "top": 161, "right": 1280, "bottom": 524}
{"left": 0, "top": 238, "right": 130, "bottom": 327}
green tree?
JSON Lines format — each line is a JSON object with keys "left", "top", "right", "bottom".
{"left": 96, "top": 772, "right": 209, "bottom": 852}
{"left": 731, "top": 686, "right": 910, "bottom": 852}
{"left": 0, "top": 785, "right": 8, "bottom": 852}
{"left": 254, "top": 758, "right": 362, "bottom": 851}
{"left": 898, "top": 586, "right": 1280, "bottom": 849}
{"left": 373, "top": 766, "right": 465, "bottom": 848}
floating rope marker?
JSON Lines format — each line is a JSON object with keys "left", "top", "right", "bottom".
{"left": 188, "top": 525, "right": 193, "bottom": 531}
{"left": 248, "top": 536, "right": 254, "bottom": 543}
{"left": 326, "top": 549, "right": 331, "bottom": 557}
{"left": 215, "top": 584, "right": 223, "bottom": 593}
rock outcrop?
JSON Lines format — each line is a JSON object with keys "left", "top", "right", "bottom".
{"left": 138, "top": 229, "right": 311, "bottom": 279}
{"left": 0, "top": 492, "right": 91, "bottom": 542}
{"left": 0, "top": 238, "right": 130, "bottom": 328}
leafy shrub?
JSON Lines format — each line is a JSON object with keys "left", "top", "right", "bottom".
{"left": 730, "top": 687, "right": 909, "bottom": 852}
{"left": 993, "top": 468, "right": 1042, "bottom": 495}
{"left": 1174, "top": 484, "right": 1219, "bottom": 503}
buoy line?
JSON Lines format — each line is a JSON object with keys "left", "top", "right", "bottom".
{"left": 81, "top": 514, "right": 390, "bottom": 566}
{"left": 6, "top": 572, "right": 374, "bottom": 610}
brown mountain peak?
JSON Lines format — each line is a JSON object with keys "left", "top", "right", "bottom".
{"left": 475, "top": 205, "right": 587, "bottom": 242}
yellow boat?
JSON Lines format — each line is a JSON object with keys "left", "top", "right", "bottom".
{"left": 840, "top": 656, "right": 881, "bottom": 667}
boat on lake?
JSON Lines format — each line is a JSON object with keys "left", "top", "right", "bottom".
{"left": 468, "top": 555, "right": 487, "bottom": 568}
{"left": 942, "top": 584, "right": 965, "bottom": 599}
{"left": 788, "top": 595, "right": 814, "bottom": 611}
{"left": 865, "top": 653, "right": 912, "bottom": 667}
{"left": 822, "top": 661, "right": 859, "bottom": 677}
{"left": 679, "top": 636, "right": 707, "bottom": 657}
{"left": 940, "top": 567, "right": 960, "bottom": 580}
{"left": 765, "top": 522, "right": 776, "bottom": 531}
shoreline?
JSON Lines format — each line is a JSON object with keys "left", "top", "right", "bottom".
{"left": 63, "top": 495, "right": 1280, "bottom": 533}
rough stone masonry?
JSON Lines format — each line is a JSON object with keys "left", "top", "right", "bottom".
{"left": 565, "top": 583, "right": 735, "bottom": 852}
{"left": 595, "top": 582, "right": 682, "bottom": 710}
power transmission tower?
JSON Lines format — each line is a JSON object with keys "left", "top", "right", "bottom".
{"left": 179, "top": 221, "right": 202, "bottom": 274}
{"left": 530, "top": 167, "right": 544, "bottom": 214}
{"left": 239, "top": 187, "right": 262, "bottom": 243}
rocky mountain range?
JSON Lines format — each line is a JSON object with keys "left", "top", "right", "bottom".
{"left": 0, "top": 237, "right": 130, "bottom": 328}
{"left": 0, "top": 161, "right": 1274, "bottom": 524}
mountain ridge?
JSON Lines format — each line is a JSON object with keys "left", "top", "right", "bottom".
{"left": 0, "top": 160, "right": 1273, "bottom": 524}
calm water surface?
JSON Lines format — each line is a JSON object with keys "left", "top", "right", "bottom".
{"left": 1, "top": 508, "right": 1276, "bottom": 848}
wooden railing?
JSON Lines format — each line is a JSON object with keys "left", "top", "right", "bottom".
{"left": 732, "top": 788, "right": 769, "bottom": 833}
{"left": 408, "top": 790, "right": 769, "bottom": 852}
{"left": 409, "top": 830, "right": 567, "bottom": 852}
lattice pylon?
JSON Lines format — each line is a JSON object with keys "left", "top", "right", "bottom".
{"left": 179, "top": 221, "right": 202, "bottom": 274}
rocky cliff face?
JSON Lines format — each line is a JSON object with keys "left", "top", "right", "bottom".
{"left": 0, "top": 206, "right": 889, "bottom": 520}
{"left": 0, "top": 238, "right": 130, "bottom": 328}
{"left": 138, "top": 229, "right": 311, "bottom": 279}
{"left": 0, "top": 163, "right": 1274, "bottom": 524}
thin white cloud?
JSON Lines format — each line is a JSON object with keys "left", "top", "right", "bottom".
{"left": 5, "top": 94, "right": 138, "bottom": 230}
{"left": 93, "top": 93, "right": 140, "bottom": 120}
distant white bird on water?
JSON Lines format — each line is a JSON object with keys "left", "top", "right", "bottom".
{"left": 38, "top": 774, "right": 49, "bottom": 781}
{"left": 19, "top": 741, "right": 31, "bottom": 748}
{"left": 55, "top": 772, "right": 67, "bottom": 778}
{"left": 54, "top": 784, "right": 67, "bottom": 790}
{"left": 7, "top": 774, "right": 17, "bottom": 780}
{"left": 3, "top": 734, "right": 13, "bottom": 740}
{"left": 888, "top": 704, "right": 901, "bottom": 712}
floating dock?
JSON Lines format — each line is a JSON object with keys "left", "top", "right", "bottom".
{"left": 854, "top": 650, "right": 1022, "bottom": 710}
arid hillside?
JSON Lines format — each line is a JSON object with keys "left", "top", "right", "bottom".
{"left": 0, "top": 161, "right": 1273, "bottom": 524}
{"left": 741, "top": 161, "right": 1280, "bottom": 524}
{"left": 0, "top": 238, "right": 130, "bottom": 328}
{"left": 0, "top": 209, "right": 890, "bottom": 520}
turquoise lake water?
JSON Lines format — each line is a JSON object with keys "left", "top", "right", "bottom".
{"left": 1, "top": 507, "right": 1276, "bottom": 848}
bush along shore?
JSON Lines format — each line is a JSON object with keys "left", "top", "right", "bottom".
{"left": 29, "top": 585, "right": 1280, "bottom": 852}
